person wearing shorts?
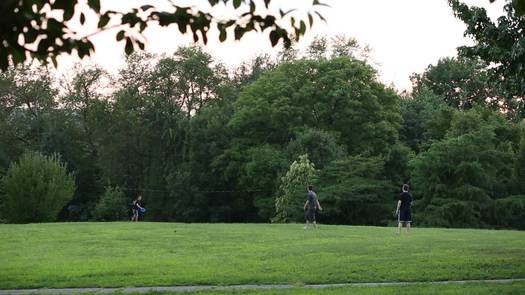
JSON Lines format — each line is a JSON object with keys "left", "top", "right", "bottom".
{"left": 304, "top": 185, "right": 322, "bottom": 229}
{"left": 396, "top": 184, "right": 413, "bottom": 234}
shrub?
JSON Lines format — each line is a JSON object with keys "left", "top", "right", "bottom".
{"left": 1, "top": 152, "right": 76, "bottom": 223}
{"left": 93, "top": 186, "right": 128, "bottom": 221}
{"left": 494, "top": 196, "right": 525, "bottom": 230}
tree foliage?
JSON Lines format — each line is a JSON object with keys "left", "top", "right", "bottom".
{"left": 319, "top": 155, "right": 393, "bottom": 225}
{"left": 410, "top": 109, "right": 520, "bottom": 227}
{"left": 1, "top": 21, "right": 525, "bottom": 229}
{"left": 1, "top": 152, "right": 76, "bottom": 223}
{"left": 411, "top": 57, "right": 496, "bottom": 110}
{"left": 0, "top": 0, "right": 326, "bottom": 70}
{"left": 274, "top": 154, "right": 316, "bottom": 223}
{"left": 450, "top": 0, "right": 525, "bottom": 120}
{"left": 93, "top": 186, "right": 128, "bottom": 221}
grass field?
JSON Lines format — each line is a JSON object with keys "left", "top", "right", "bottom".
{"left": 1, "top": 222, "right": 524, "bottom": 291}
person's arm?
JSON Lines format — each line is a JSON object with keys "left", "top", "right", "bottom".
{"left": 316, "top": 199, "right": 322, "bottom": 211}
{"left": 396, "top": 200, "right": 401, "bottom": 214}
{"left": 304, "top": 200, "right": 308, "bottom": 210}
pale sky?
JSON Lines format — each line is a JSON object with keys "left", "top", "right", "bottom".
{"left": 57, "top": 0, "right": 506, "bottom": 91}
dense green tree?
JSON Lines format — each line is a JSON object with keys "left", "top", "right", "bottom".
{"left": 514, "top": 135, "right": 525, "bottom": 192}
{"left": 492, "top": 195, "right": 525, "bottom": 229}
{"left": 2, "top": 25, "right": 524, "bottom": 229}
{"left": 411, "top": 57, "right": 496, "bottom": 110}
{"left": 0, "top": 65, "right": 57, "bottom": 158}
{"left": 54, "top": 66, "right": 109, "bottom": 220}
{"left": 229, "top": 57, "right": 401, "bottom": 156}
{"left": 242, "top": 145, "right": 287, "bottom": 221}
{"left": 318, "top": 155, "right": 393, "bottom": 225}
{"left": 410, "top": 109, "right": 519, "bottom": 227}
{"left": 1, "top": 152, "right": 76, "bottom": 223}
{"left": 286, "top": 128, "right": 346, "bottom": 169}
{"left": 93, "top": 186, "right": 128, "bottom": 221}
{"left": 232, "top": 54, "right": 277, "bottom": 87}
{"left": 399, "top": 87, "right": 453, "bottom": 152}
{"left": 450, "top": 0, "right": 525, "bottom": 119}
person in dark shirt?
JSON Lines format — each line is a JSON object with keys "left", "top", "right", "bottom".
{"left": 395, "top": 184, "right": 413, "bottom": 234}
{"left": 131, "top": 195, "right": 144, "bottom": 222}
{"left": 304, "top": 185, "right": 322, "bottom": 229}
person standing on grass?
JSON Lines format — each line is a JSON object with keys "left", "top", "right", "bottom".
{"left": 304, "top": 185, "right": 322, "bottom": 229}
{"left": 396, "top": 184, "right": 413, "bottom": 234}
{"left": 131, "top": 194, "right": 144, "bottom": 222}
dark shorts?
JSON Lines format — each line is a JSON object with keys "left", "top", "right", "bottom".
{"left": 398, "top": 209, "right": 412, "bottom": 223}
{"left": 306, "top": 208, "right": 316, "bottom": 222}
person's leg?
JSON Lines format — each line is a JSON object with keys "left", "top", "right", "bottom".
{"left": 397, "top": 222, "right": 402, "bottom": 234}
{"left": 304, "top": 213, "right": 309, "bottom": 229}
{"left": 406, "top": 211, "right": 412, "bottom": 232}
{"left": 305, "top": 209, "right": 314, "bottom": 229}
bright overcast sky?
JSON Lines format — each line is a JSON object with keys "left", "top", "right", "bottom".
{"left": 58, "top": 0, "right": 507, "bottom": 91}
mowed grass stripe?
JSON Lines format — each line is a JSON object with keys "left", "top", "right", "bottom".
{"left": 0, "top": 222, "right": 524, "bottom": 289}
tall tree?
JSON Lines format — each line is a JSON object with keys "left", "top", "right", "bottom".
{"left": 318, "top": 155, "right": 393, "bottom": 225}
{"left": 411, "top": 57, "right": 496, "bottom": 110}
{"left": 410, "top": 109, "right": 519, "bottom": 227}
{"left": 450, "top": 0, "right": 525, "bottom": 119}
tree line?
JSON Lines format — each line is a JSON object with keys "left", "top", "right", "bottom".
{"left": 0, "top": 2, "right": 524, "bottom": 228}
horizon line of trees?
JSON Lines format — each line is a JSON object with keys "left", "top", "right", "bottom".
{"left": 1, "top": 2, "right": 524, "bottom": 229}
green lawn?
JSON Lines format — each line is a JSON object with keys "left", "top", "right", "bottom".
{"left": 1, "top": 222, "right": 524, "bottom": 290}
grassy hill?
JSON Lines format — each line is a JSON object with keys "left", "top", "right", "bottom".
{"left": 1, "top": 222, "right": 524, "bottom": 291}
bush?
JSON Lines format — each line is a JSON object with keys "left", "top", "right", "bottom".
{"left": 93, "top": 186, "right": 128, "bottom": 221}
{"left": 1, "top": 152, "right": 76, "bottom": 223}
{"left": 493, "top": 196, "right": 525, "bottom": 230}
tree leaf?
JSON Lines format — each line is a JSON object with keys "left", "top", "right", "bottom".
{"left": 88, "top": 0, "right": 101, "bottom": 13}
{"left": 116, "top": 30, "right": 125, "bottom": 41}
{"left": 125, "top": 38, "right": 134, "bottom": 55}
{"left": 234, "top": 26, "right": 245, "bottom": 40}
{"left": 219, "top": 27, "right": 227, "bottom": 42}
{"left": 299, "top": 20, "right": 306, "bottom": 35}
{"left": 233, "top": 0, "right": 242, "bottom": 9}
{"left": 269, "top": 30, "right": 279, "bottom": 46}
{"left": 98, "top": 14, "right": 110, "bottom": 28}
{"left": 140, "top": 5, "right": 154, "bottom": 11}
